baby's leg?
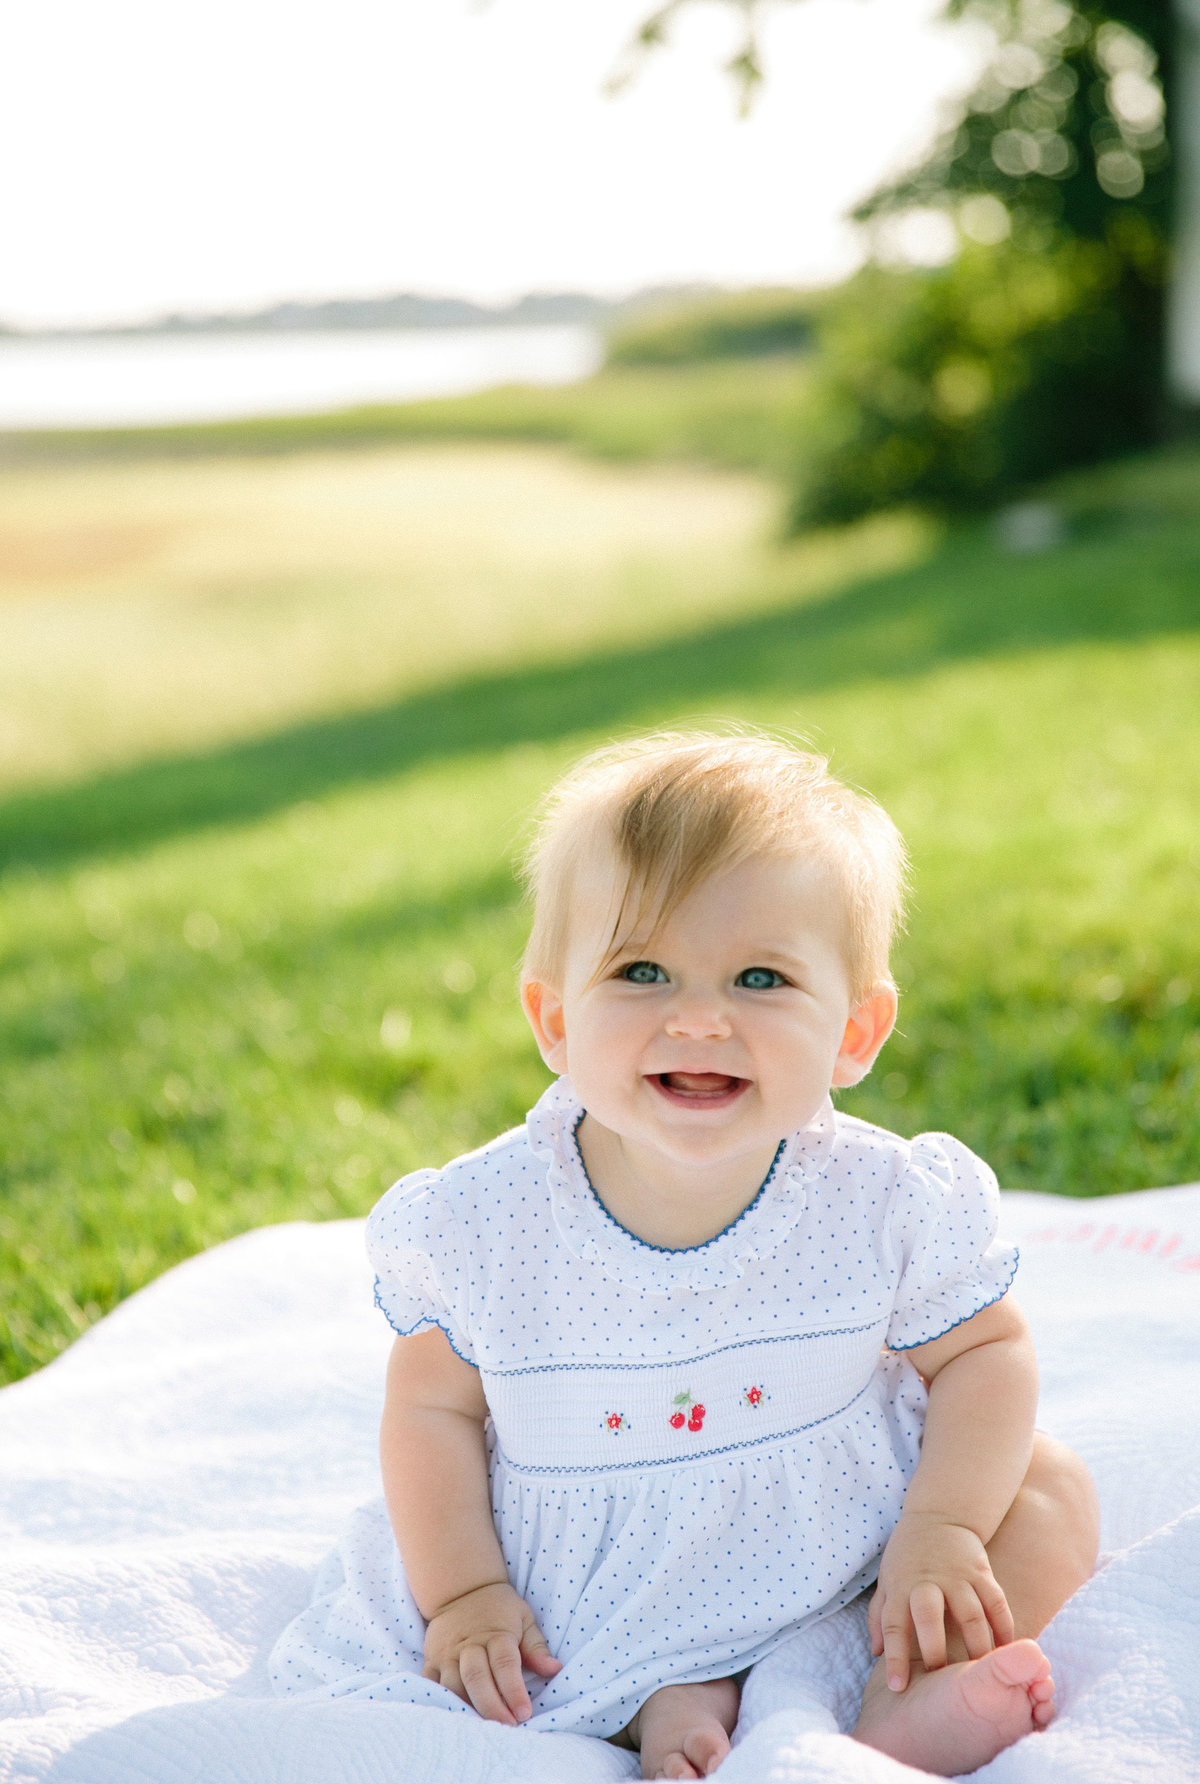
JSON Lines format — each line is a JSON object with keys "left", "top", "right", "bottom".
{"left": 853, "top": 1434, "right": 1099, "bottom": 1777}
{"left": 627, "top": 1675, "right": 741, "bottom": 1780}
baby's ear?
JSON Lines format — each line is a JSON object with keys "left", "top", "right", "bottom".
{"left": 831, "top": 986, "right": 898, "bottom": 1088}
{"left": 521, "top": 978, "right": 569, "bottom": 1074}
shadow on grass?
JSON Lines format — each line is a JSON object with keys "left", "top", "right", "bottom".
{"left": 4, "top": 513, "right": 1199, "bottom": 875}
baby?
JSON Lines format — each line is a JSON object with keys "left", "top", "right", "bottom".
{"left": 271, "top": 732, "right": 1099, "bottom": 1779}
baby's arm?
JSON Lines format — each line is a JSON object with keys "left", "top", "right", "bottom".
{"left": 381, "top": 1327, "right": 561, "bottom": 1722}
{"left": 871, "top": 1293, "right": 1039, "bottom": 1690}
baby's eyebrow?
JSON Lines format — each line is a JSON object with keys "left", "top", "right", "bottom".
{"left": 739, "top": 948, "right": 809, "bottom": 971}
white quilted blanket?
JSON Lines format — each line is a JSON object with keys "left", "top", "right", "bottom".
{"left": 1, "top": 1185, "right": 1198, "bottom": 1784}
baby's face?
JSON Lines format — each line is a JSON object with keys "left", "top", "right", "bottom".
{"left": 523, "top": 849, "right": 893, "bottom": 1178}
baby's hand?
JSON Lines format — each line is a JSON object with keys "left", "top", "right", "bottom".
{"left": 422, "top": 1581, "right": 561, "bottom": 1724}
{"left": 869, "top": 1512, "right": 1015, "bottom": 1691}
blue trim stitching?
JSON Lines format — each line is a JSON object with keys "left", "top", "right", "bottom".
{"left": 886, "top": 1251, "right": 1019, "bottom": 1352}
{"left": 373, "top": 1280, "right": 478, "bottom": 1368}
{"left": 483, "top": 1320, "right": 883, "bottom": 1377}
{"left": 497, "top": 1384, "right": 871, "bottom": 1476}
{"left": 571, "top": 1115, "right": 786, "bottom": 1255}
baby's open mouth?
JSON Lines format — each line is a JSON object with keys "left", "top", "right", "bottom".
{"left": 654, "top": 1071, "right": 746, "bottom": 1100}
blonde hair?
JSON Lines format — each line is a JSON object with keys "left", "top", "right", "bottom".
{"left": 521, "top": 731, "right": 907, "bottom": 1003}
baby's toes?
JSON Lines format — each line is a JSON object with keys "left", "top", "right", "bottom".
{"left": 682, "top": 1728, "right": 731, "bottom": 1777}
{"left": 1031, "top": 1687, "right": 1056, "bottom": 1729}
{"left": 655, "top": 1754, "right": 702, "bottom": 1781}
{"left": 1028, "top": 1671, "right": 1056, "bottom": 1723}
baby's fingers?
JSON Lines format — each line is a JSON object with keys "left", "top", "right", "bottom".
{"left": 487, "top": 1635, "right": 535, "bottom": 1722}
{"left": 909, "top": 1582, "right": 949, "bottom": 1673}
{"left": 520, "top": 1624, "right": 563, "bottom": 1679}
{"left": 879, "top": 1601, "right": 915, "bottom": 1692}
{"left": 458, "top": 1642, "right": 520, "bottom": 1725}
{"left": 867, "top": 1586, "right": 885, "bottom": 1657}
{"left": 423, "top": 1656, "right": 467, "bottom": 1706}
{"left": 979, "top": 1576, "right": 1015, "bottom": 1649}
{"left": 945, "top": 1584, "right": 994, "bottom": 1660}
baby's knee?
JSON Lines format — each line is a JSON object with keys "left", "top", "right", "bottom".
{"left": 987, "top": 1435, "right": 1099, "bottom": 1638}
{"left": 1018, "top": 1434, "right": 1101, "bottom": 1580}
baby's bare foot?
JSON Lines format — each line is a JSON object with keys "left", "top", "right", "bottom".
{"left": 853, "top": 1639, "right": 1054, "bottom": 1777}
{"left": 636, "top": 1676, "right": 741, "bottom": 1780}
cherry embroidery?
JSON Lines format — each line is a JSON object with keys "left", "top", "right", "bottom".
{"left": 669, "top": 1390, "right": 705, "bottom": 1433}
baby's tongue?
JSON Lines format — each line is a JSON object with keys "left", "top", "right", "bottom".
{"left": 662, "top": 1072, "right": 737, "bottom": 1094}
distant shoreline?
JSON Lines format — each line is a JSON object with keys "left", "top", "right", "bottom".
{"left": 0, "top": 284, "right": 715, "bottom": 342}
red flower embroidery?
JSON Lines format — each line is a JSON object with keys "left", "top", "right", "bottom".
{"left": 604, "top": 1412, "right": 625, "bottom": 1434}
{"left": 745, "top": 1385, "right": 765, "bottom": 1408}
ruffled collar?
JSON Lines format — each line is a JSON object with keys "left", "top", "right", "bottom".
{"left": 524, "top": 1075, "right": 836, "bottom": 1295}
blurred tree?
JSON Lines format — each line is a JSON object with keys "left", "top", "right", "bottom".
{"left": 630, "top": 0, "right": 1200, "bottom": 517}
{"left": 794, "top": 0, "right": 1176, "bottom": 519}
{"left": 859, "top": 2, "right": 1170, "bottom": 405}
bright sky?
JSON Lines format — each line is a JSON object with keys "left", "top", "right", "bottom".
{"left": 0, "top": 0, "right": 984, "bottom": 329}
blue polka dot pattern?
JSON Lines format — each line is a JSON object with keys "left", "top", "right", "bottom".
{"left": 269, "top": 1076, "right": 1018, "bottom": 1737}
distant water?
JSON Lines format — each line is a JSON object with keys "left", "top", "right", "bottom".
{"left": 0, "top": 324, "right": 603, "bottom": 430}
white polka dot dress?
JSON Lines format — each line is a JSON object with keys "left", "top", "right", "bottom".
{"left": 269, "top": 1075, "right": 1017, "bottom": 1737}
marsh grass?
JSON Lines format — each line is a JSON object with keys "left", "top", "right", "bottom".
{"left": 0, "top": 442, "right": 929, "bottom": 797}
{"left": 0, "top": 358, "right": 810, "bottom": 477}
{"left": 1, "top": 425, "right": 1199, "bottom": 1383}
{"left": 0, "top": 446, "right": 769, "bottom": 792}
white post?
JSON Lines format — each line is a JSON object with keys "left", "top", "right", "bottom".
{"left": 1169, "top": 0, "right": 1200, "bottom": 403}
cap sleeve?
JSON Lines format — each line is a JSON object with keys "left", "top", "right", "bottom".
{"left": 885, "top": 1133, "right": 1018, "bottom": 1351}
{"left": 366, "top": 1168, "right": 474, "bottom": 1365}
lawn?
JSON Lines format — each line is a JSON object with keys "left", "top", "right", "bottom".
{"left": 1, "top": 414, "right": 1198, "bottom": 1385}
{"left": 0, "top": 438, "right": 914, "bottom": 795}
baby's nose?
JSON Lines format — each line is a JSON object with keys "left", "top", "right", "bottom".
{"left": 664, "top": 994, "right": 731, "bottom": 1038}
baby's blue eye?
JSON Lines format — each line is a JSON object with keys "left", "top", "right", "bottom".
{"left": 620, "top": 961, "right": 667, "bottom": 984}
{"left": 737, "top": 967, "right": 785, "bottom": 990}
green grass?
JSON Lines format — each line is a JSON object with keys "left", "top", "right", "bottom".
{"left": 0, "top": 444, "right": 821, "bottom": 793}
{"left": 2, "top": 421, "right": 1199, "bottom": 1386}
